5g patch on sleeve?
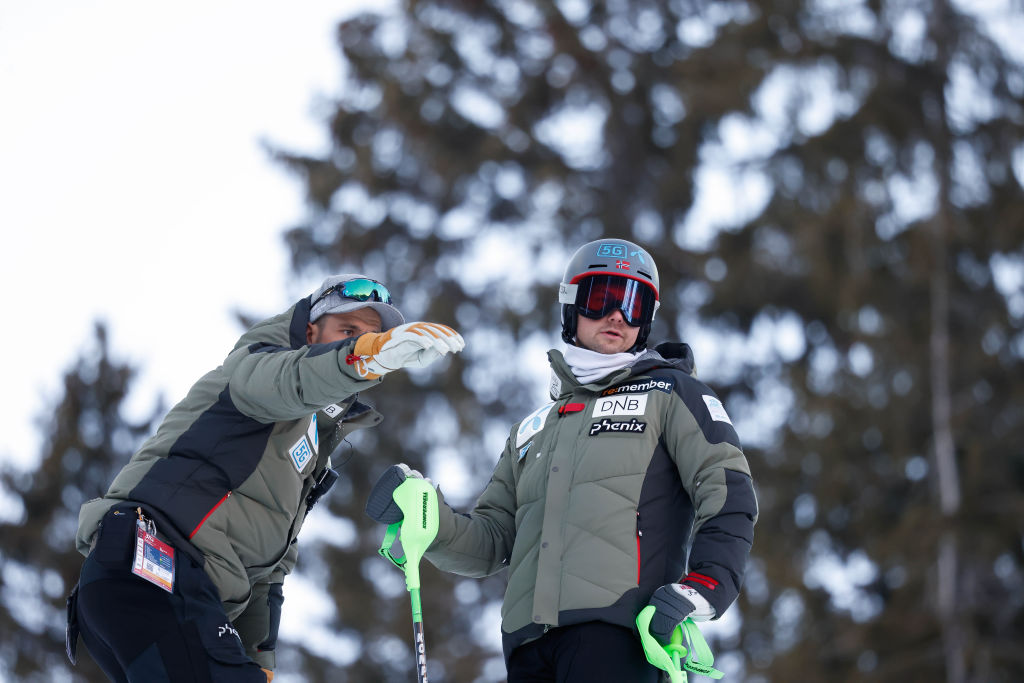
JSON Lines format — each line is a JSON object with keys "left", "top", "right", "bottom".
{"left": 289, "top": 437, "right": 314, "bottom": 472}
{"left": 289, "top": 414, "right": 318, "bottom": 473}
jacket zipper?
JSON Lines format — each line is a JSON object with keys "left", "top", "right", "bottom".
{"left": 189, "top": 491, "right": 231, "bottom": 538}
{"left": 636, "top": 511, "right": 642, "bottom": 585}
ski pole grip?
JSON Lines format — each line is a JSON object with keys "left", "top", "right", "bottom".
{"left": 386, "top": 477, "right": 439, "bottom": 592}
{"left": 636, "top": 605, "right": 686, "bottom": 683}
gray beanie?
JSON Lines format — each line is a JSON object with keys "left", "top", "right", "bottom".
{"left": 308, "top": 274, "right": 405, "bottom": 331}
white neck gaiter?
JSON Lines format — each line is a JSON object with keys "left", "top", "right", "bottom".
{"left": 562, "top": 344, "right": 642, "bottom": 384}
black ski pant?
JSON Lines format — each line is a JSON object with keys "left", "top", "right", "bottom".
{"left": 507, "top": 621, "right": 661, "bottom": 683}
{"left": 68, "top": 504, "right": 267, "bottom": 682}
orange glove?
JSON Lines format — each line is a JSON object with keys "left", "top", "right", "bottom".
{"left": 349, "top": 322, "right": 465, "bottom": 379}
{"left": 262, "top": 668, "right": 274, "bottom": 682}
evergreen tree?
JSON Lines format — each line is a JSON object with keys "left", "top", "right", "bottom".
{"left": 0, "top": 322, "right": 161, "bottom": 681}
{"left": 698, "top": 2, "right": 1024, "bottom": 680}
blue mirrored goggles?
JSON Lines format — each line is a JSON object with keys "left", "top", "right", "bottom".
{"left": 311, "top": 278, "right": 393, "bottom": 308}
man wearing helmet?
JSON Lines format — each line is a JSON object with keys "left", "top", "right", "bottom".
{"left": 368, "top": 239, "right": 758, "bottom": 681}
{"left": 67, "top": 275, "right": 464, "bottom": 682}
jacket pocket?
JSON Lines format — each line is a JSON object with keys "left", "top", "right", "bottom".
{"left": 93, "top": 508, "right": 136, "bottom": 567}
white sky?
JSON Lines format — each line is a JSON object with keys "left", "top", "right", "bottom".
{"left": 0, "top": 1, "right": 385, "bottom": 469}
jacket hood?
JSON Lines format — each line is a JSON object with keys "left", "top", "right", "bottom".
{"left": 232, "top": 297, "right": 312, "bottom": 352}
{"left": 632, "top": 342, "right": 696, "bottom": 376}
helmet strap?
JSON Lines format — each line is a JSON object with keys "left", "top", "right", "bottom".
{"left": 632, "top": 322, "right": 652, "bottom": 353}
{"left": 561, "top": 304, "right": 578, "bottom": 345}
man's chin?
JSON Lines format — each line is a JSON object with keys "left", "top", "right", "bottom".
{"left": 595, "top": 341, "right": 626, "bottom": 354}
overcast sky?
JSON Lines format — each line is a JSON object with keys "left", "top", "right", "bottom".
{"left": 0, "top": 1, "right": 390, "bottom": 470}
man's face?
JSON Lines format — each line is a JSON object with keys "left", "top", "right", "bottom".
{"left": 575, "top": 310, "right": 640, "bottom": 354}
{"left": 306, "top": 308, "right": 383, "bottom": 345}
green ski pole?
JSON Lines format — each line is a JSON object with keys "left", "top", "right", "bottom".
{"left": 636, "top": 605, "right": 724, "bottom": 682}
{"left": 378, "top": 477, "right": 439, "bottom": 683}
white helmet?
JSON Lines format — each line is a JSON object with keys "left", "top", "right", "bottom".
{"left": 558, "top": 238, "right": 660, "bottom": 351}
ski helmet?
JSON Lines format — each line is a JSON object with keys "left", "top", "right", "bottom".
{"left": 558, "top": 238, "right": 660, "bottom": 351}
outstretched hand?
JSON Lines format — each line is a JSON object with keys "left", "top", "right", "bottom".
{"left": 349, "top": 322, "right": 465, "bottom": 379}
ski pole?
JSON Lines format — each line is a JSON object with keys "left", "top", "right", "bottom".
{"left": 378, "top": 477, "right": 439, "bottom": 683}
{"left": 636, "top": 606, "right": 724, "bottom": 682}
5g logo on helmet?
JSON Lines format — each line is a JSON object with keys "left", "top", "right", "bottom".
{"left": 597, "top": 244, "right": 627, "bottom": 258}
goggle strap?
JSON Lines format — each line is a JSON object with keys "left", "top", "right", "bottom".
{"left": 313, "top": 279, "right": 393, "bottom": 307}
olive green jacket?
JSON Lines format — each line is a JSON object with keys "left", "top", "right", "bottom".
{"left": 76, "top": 297, "right": 383, "bottom": 668}
{"left": 426, "top": 344, "right": 757, "bottom": 660}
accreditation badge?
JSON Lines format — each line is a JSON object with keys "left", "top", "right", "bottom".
{"left": 131, "top": 518, "right": 175, "bottom": 593}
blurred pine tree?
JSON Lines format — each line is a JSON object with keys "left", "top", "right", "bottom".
{"left": 0, "top": 323, "right": 161, "bottom": 681}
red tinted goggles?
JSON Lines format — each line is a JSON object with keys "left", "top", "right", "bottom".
{"left": 574, "top": 275, "right": 656, "bottom": 326}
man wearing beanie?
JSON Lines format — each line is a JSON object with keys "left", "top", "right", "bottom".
{"left": 67, "top": 274, "right": 464, "bottom": 682}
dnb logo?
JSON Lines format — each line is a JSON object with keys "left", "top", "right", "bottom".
{"left": 597, "top": 244, "right": 627, "bottom": 258}
{"left": 592, "top": 393, "right": 648, "bottom": 418}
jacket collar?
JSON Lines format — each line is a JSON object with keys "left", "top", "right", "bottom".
{"left": 547, "top": 342, "right": 696, "bottom": 398}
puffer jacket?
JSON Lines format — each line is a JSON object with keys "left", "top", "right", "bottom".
{"left": 75, "top": 296, "right": 384, "bottom": 668}
{"left": 425, "top": 343, "right": 758, "bottom": 661}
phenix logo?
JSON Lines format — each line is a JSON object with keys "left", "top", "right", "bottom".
{"left": 589, "top": 418, "right": 647, "bottom": 436}
{"left": 218, "top": 623, "right": 240, "bottom": 640}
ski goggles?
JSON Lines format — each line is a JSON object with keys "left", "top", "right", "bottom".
{"left": 311, "top": 278, "right": 393, "bottom": 308}
{"left": 567, "top": 274, "right": 657, "bottom": 326}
